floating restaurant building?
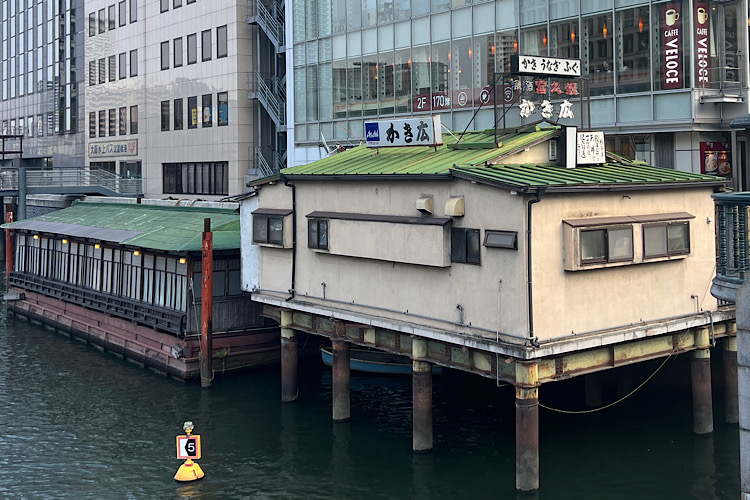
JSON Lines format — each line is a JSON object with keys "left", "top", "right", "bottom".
{"left": 246, "top": 121, "right": 737, "bottom": 492}
{"left": 3, "top": 197, "right": 278, "bottom": 380}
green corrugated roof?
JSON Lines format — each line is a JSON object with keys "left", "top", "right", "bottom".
{"left": 281, "top": 124, "right": 726, "bottom": 191}
{"left": 282, "top": 126, "right": 560, "bottom": 176}
{"left": 4, "top": 201, "right": 240, "bottom": 251}
{"left": 450, "top": 161, "right": 725, "bottom": 191}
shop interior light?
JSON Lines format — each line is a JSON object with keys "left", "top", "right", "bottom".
{"left": 33, "top": 234, "right": 39, "bottom": 240}
{"left": 62, "top": 239, "right": 68, "bottom": 244}
{"left": 571, "top": 29, "right": 576, "bottom": 44}
{"left": 179, "top": 257, "right": 187, "bottom": 264}
{"left": 133, "top": 250, "right": 140, "bottom": 256}
{"left": 603, "top": 23, "right": 608, "bottom": 38}
{"left": 638, "top": 17, "right": 643, "bottom": 32}
{"left": 95, "top": 243, "right": 101, "bottom": 249}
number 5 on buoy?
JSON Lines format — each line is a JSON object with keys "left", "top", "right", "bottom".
{"left": 174, "top": 421, "right": 204, "bottom": 482}
{"left": 176, "top": 435, "right": 201, "bottom": 459}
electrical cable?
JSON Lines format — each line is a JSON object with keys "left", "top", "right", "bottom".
{"left": 539, "top": 349, "right": 676, "bottom": 414}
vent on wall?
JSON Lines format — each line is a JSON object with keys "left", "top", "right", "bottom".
{"left": 416, "top": 195, "right": 434, "bottom": 214}
{"left": 549, "top": 140, "right": 558, "bottom": 161}
{"left": 445, "top": 196, "right": 464, "bottom": 217}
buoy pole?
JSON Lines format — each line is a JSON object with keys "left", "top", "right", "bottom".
{"left": 201, "top": 218, "right": 213, "bottom": 388}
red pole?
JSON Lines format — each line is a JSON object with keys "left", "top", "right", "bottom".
{"left": 200, "top": 218, "right": 213, "bottom": 388}
{"left": 5, "top": 210, "right": 13, "bottom": 285}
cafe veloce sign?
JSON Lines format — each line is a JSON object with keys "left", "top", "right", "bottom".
{"left": 661, "top": 2, "right": 711, "bottom": 89}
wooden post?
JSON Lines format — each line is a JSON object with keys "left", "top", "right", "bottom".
{"left": 515, "top": 361, "right": 539, "bottom": 493}
{"left": 412, "top": 338, "right": 432, "bottom": 453}
{"left": 723, "top": 336, "right": 739, "bottom": 424}
{"left": 280, "top": 310, "right": 298, "bottom": 402}
{"left": 332, "top": 339, "right": 351, "bottom": 421}
{"left": 5, "top": 210, "right": 13, "bottom": 283}
{"left": 691, "top": 348, "right": 713, "bottom": 434}
{"left": 200, "top": 218, "right": 213, "bottom": 388}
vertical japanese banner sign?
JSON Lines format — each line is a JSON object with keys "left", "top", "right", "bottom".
{"left": 695, "top": 2, "right": 710, "bottom": 87}
{"left": 662, "top": 3, "right": 682, "bottom": 89}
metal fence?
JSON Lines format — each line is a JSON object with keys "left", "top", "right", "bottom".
{"left": 0, "top": 167, "right": 142, "bottom": 196}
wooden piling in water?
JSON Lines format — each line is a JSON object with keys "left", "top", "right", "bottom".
{"left": 723, "top": 336, "right": 739, "bottom": 424}
{"left": 691, "top": 348, "right": 714, "bottom": 434}
{"left": 412, "top": 360, "right": 433, "bottom": 453}
{"left": 332, "top": 340, "right": 351, "bottom": 421}
{"left": 200, "top": 218, "right": 213, "bottom": 388}
{"left": 280, "top": 310, "right": 298, "bottom": 402}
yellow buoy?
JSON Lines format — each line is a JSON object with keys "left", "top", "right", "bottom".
{"left": 174, "top": 459, "right": 205, "bottom": 482}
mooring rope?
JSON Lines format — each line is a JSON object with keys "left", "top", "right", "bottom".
{"left": 539, "top": 349, "right": 676, "bottom": 414}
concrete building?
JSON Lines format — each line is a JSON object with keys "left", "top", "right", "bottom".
{"left": 82, "top": 0, "right": 285, "bottom": 199}
{"left": 247, "top": 123, "right": 737, "bottom": 491}
{"left": 0, "top": 0, "right": 86, "bottom": 168}
{"left": 286, "top": 0, "right": 750, "bottom": 189}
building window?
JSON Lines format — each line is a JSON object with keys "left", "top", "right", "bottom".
{"left": 217, "top": 25, "right": 227, "bottom": 58}
{"left": 174, "top": 38, "right": 183, "bottom": 67}
{"left": 253, "top": 215, "right": 284, "bottom": 245}
{"left": 108, "top": 5, "right": 116, "bottom": 30}
{"left": 99, "top": 8, "right": 106, "bottom": 33}
{"left": 174, "top": 98, "right": 184, "bottom": 130}
{"left": 129, "top": 0, "right": 137, "bottom": 23}
{"left": 161, "top": 41, "right": 169, "bottom": 70}
{"left": 119, "top": 107, "right": 127, "bottom": 135}
{"left": 89, "top": 112, "right": 96, "bottom": 138}
{"left": 217, "top": 92, "right": 228, "bottom": 126}
{"left": 643, "top": 222, "right": 690, "bottom": 258}
{"left": 118, "top": 1, "right": 126, "bottom": 27}
{"left": 98, "top": 110, "right": 106, "bottom": 137}
{"left": 160, "top": 0, "right": 169, "bottom": 12}
{"left": 109, "top": 55, "right": 116, "bottom": 82}
{"left": 130, "top": 105, "right": 138, "bottom": 134}
{"left": 308, "top": 219, "right": 328, "bottom": 249}
{"left": 201, "top": 29, "right": 212, "bottom": 61}
{"left": 163, "top": 162, "right": 229, "bottom": 195}
{"left": 581, "top": 226, "right": 633, "bottom": 264}
{"left": 484, "top": 230, "right": 518, "bottom": 250}
{"left": 187, "top": 0, "right": 195, "bottom": 4}
{"left": 89, "top": 60, "right": 96, "bottom": 85}
{"left": 98, "top": 58, "right": 106, "bottom": 84}
{"left": 187, "top": 34, "right": 197, "bottom": 64}
{"left": 451, "top": 228, "right": 480, "bottom": 264}
{"left": 174, "top": 0, "right": 182, "bottom": 7}
{"left": 89, "top": 13, "right": 96, "bottom": 36}
{"left": 188, "top": 96, "right": 197, "bottom": 128}
{"left": 130, "top": 50, "right": 138, "bottom": 77}
{"left": 109, "top": 108, "right": 117, "bottom": 136}
{"left": 161, "top": 101, "right": 170, "bottom": 131}
{"left": 202, "top": 94, "right": 212, "bottom": 127}
{"left": 119, "top": 52, "right": 127, "bottom": 79}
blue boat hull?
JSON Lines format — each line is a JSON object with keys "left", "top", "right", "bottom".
{"left": 320, "top": 347, "right": 442, "bottom": 375}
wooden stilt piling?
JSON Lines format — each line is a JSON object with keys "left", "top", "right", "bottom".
{"left": 332, "top": 340, "right": 351, "bottom": 421}
{"left": 200, "top": 218, "right": 213, "bottom": 388}
{"left": 280, "top": 310, "right": 298, "bottom": 402}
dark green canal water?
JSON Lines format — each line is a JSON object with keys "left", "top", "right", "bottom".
{"left": 0, "top": 307, "right": 740, "bottom": 499}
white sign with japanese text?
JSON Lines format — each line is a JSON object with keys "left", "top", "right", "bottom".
{"left": 365, "top": 116, "right": 443, "bottom": 148}
{"left": 88, "top": 139, "right": 138, "bottom": 158}
{"left": 511, "top": 55, "right": 581, "bottom": 78}
{"left": 576, "top": 132, "right": 606, "bottom": 165}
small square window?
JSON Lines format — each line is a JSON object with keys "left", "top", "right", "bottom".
{"left": 581, "top": 226, "right": 633, "bottom": 264}
{"left": 644, "top": 222, "right": 690, "bottom": 258}
{"left": 484, "top": 230, "right": 517, "bottom": 249}
{"left": 451, "top": 228, "right": 480, "bottom": 264}
{"left": 308, "top": 219, "right": 328, "bottom": 250}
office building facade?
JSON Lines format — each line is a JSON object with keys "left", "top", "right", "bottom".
{"left": 84, "top": 0, "right": 285, "bottom": 199}
{"left": 1, "top": 0, "right": 86, "bottom": 168}
{"left": 288, "top": 0, "right": 750, "bottom": 186}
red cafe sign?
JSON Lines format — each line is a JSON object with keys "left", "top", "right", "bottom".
{"left": 695, "top": 1, "right": 710, "bottom": 87}
{"left": 662, "top": 3, "right": 682, "bottom": 89}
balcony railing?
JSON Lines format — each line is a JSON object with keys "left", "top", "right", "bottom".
{"left": 711, "top": 192, "right": 750, "bottom": 303}
{"left": 0, "top": 167, "right": 142, "bottom": 196}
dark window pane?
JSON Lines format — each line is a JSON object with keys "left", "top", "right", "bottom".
{"left": 466, "top": 229, "right": 481, "bottom": 264}
{"left": 161, "top": 100, "right": 170, "bottom": 131}
{"left": 161, "top": 41, "right": 169, "bottom": 70}
{"left": 174, "top": 38, "right": 183, "bottom": 67}
{"left": 201, "top": 29, "right": 211, "bottom": 61}
{"left": 667, "top": 222, "right": 690, "bottom": 254}
{"left": 217, "top": 25, "right": 228, "bottom": 58}
{"left": 268, "top": 217, "right": 283, "bottom": 244}
{"left": 581, "top": 229, "right": 606, "bottom": 262}
{"left": 188, "top": 96, "right": 197, "bottom": 128}
{"left": 174, "top": 98, "right": 183, "bottom": 130}
{"left": 308, "top": 219, "right": 318, "bottom": 248}
{"left": 451, "top": 228, "right": 466, "bottom": 263}
{"left": 218, "top": 92, "right": 228, "bottom": 126}
{"left": 202, "top": 94, "right": 212, "bottom": 127}
{"left": 253, "top": 216, "right": 268, "bottom": 243}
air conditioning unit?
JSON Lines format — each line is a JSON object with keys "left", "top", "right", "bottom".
{"left": 549, "top": 140, "right": 558, "bottom": 161}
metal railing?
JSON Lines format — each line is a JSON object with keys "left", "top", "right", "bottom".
{"left": 0, "top": 167, "right": 142, "bottom": 196}
{"left": 711, "top": 192, "right": 750, "bottom": 303}
{"left": 248, "top": 71, "right": 286, "bottom": 127}
{"left": 246, "top": 0, "right": 285, "bottom": 50}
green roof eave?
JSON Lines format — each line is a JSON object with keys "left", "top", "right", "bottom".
{"left": 2, "top": 201, "right": 241, "bottom": 252}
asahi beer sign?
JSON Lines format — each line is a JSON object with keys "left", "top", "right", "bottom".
{"left": 662, "top": 3, "right": 682, "bottom": 89}
{"left": 695, "top": 2, "right": 710, "bottom": 87}
{"left": 365, "top": 116, "right": 443, "bottom": 148}
{"left": 89, "top": 139, "right": 138, "bottom": 158}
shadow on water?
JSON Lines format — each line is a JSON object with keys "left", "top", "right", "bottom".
{"left": 0, "top": 259, "right": 739, "bottom": 499}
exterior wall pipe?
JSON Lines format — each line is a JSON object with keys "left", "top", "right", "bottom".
{"left": 200, "top": 218, "right": 213, "bottom": 388}
{"left": 526, "top": 189, "right": 545, "bottom": 346}
{"left": 282, "top": 176, "right": 296, "bottom": 301}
